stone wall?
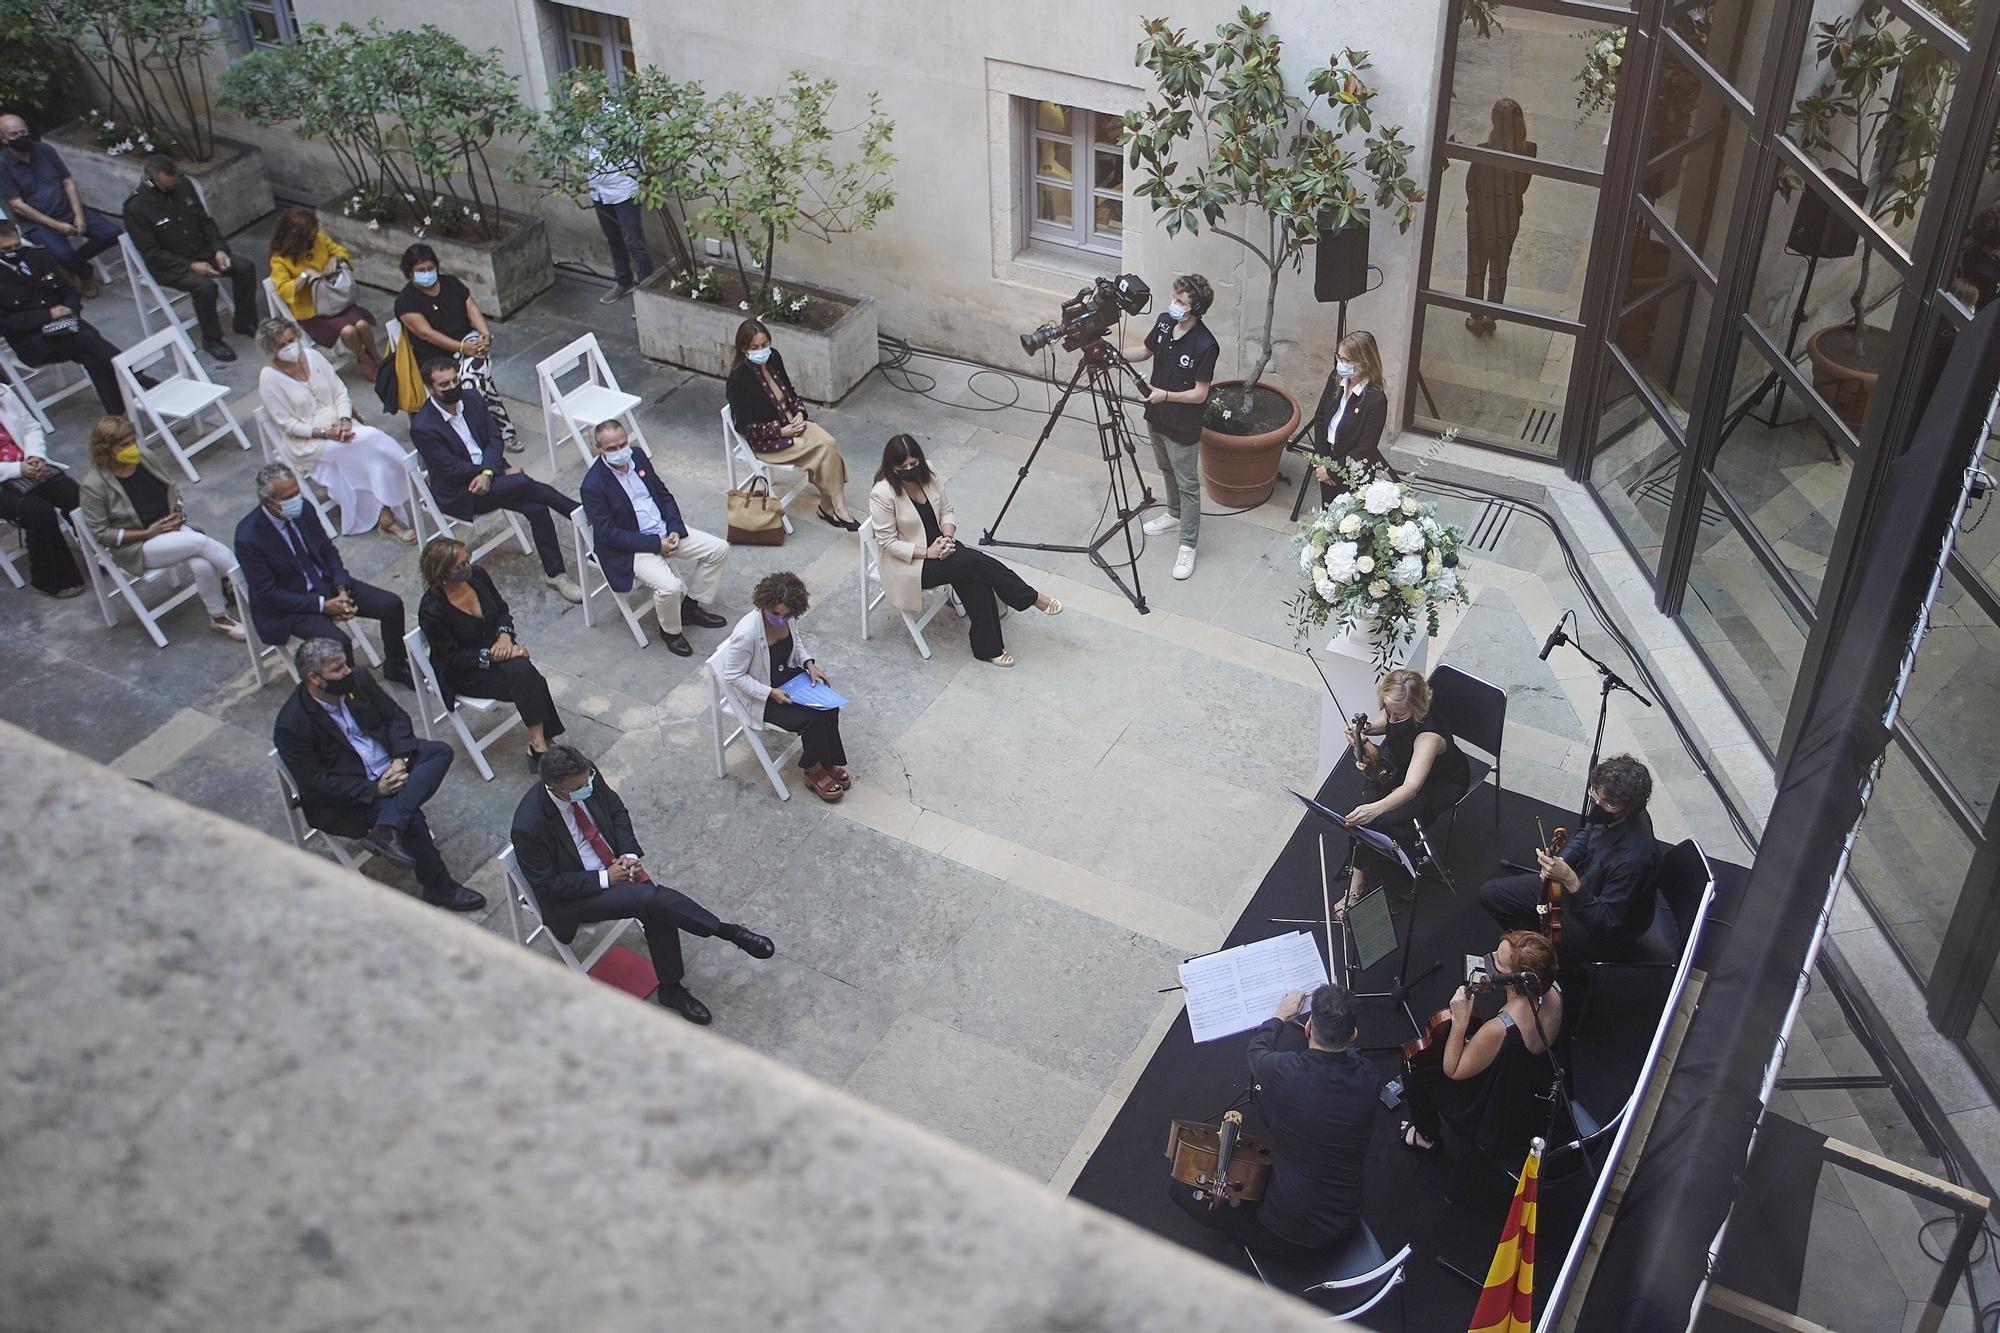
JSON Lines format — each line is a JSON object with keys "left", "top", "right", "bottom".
{"left": 0, "top": 722, "right": 1342, "bottom": 1332}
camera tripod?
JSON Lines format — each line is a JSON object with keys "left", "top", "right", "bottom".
{"left": 981, "top": 340, "right": 1159, "bottom": 613}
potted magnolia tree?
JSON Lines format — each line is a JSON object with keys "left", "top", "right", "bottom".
{"left": 1126, "top": 9, "right": 1423, "bottom": 506}
{"left": 44, "top": 0, "right": 274, "bottom": 235}
{"left": 613, "top": 69, "right": 895, "bottom": 403}
{"left": 219, "top": 21, "right": 547, "bottom": 316}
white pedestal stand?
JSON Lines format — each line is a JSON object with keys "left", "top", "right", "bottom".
{"left": 1314, "top": 618, "right": 1431, "bottom": 785}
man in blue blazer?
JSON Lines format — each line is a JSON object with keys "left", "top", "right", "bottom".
{"left": 234, "top": 463, "right": 413, "bottom": 685}
{"left": 579, "top": 420, "right": 729, "bottom": 655}
{"left": 408, "top": 357, "right": 582, "bottom": 602}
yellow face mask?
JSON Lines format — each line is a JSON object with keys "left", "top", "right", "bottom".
{"left": 114, "top": 444, "right": 141, "bottom": 466}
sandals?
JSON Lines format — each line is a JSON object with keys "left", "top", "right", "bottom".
{"left": 1039, "top": 598, "right": 1062, "bottom": 615}
{"left": 986, "top": 652, "right": 1016, "bottom": 668}
{"left": 817, "top": 508, "right": 861, "bottom": 532}
{"left": 1399, "top": 1121, "right": 1440, "bottom": 1155}
{"left": 805, "top": 770, "right": 844, "bottom": 802}
{"left": 827, "top": 765, "right": 853, "bottom": 792}
{"left": 379, "top": 516, "right": 417, "bottom": 545}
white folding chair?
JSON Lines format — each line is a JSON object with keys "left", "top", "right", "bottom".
{"left": 0, "top": 520, "right": 27, "bottom": 589}
{"left": 121, "top": 232, "right": 234, "bottom": 338}
{"left": 113, "top": 324, "right": 252, "bottom": 482}
{"left": 402, "top": 449, "right": 533, "bottom": 564}
{"left": 252, "top": 407, "right": 340, "bottom": 536}
{"left": 720, "top": 404, "right": 805, "bottom": 534}
{"left": 706, "top": 664, "right": 805, "bottom": 801}
{"left": 497, "top": 845, "right": 644, "bottom": 971}
{"left": 0, "top": 343, "right": 93, "bottom": 433}
{"left": 406, "top": 625, "right": 522, "bottom": 782}
{"left": 270, "top": 746, "right": 373, "bottom": 872}
{"left": 857, "top": 517, "right": 967, "bottom": 660}
{"left": 538, "top": 333, "right": 644, "bottom": 474}
{"left": 572, "top": 510, "right": 654, "bottom": 649}
{"left": 230, "top": 566, "right": 383, "bottom": 688}
{"left": 67, "top": 509, "right": 207, "bottom": 648}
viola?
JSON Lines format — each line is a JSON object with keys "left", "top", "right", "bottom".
{"left": 1351, "top": 713, "right": 1392, "bottom": 786}
{"left": 1538, "top": 825, "right": 1571, "bottom": 946}
{"left": 1403, "top": 971, "right": 1494, "bottom": 1066}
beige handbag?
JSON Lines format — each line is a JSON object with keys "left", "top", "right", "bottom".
{"left": 726, "top": 474, "right": 786, "bottom": 545}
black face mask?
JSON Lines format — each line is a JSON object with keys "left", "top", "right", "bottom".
{"left": 435, "top": 386, "right": 463, "bottom": 406}
{"left": 318, "top": 673, "right": 357, "bottom": 696}
{"left": 895, "top": 462, "right": 926, "bottom": 479}
{"left": 1583, "top": 799, "right": 1618, "bottom": 826}
{"left": 3, "top": 136, "right": 30, "bottom": 155}
{"left": 445, "top": 564, "right": 474, "bottom": 584}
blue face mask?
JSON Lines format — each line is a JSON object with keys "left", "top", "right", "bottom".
{"left": 560, "top": 778, "right": 595, "bottom": 804}
{"left": 412, "top": 269, "right": 439, "bottom": 288}
{"left": 1166, "top": 301, "right": 1189, "bottom": 322}
{"left": 746, "top": 346, "right": 772, "bottom": 365}
{"left": 1336, "top": 359, "right": 1358, "bottom": 379}
{"left": 276, "top": 495, "right": 305, "bottom": 520}
{"left": 602, "top": 446, "right": 633, "bottom": 469}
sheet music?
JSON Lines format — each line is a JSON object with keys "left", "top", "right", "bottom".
{"left": 1178, "top": 931, "right": 1331, "bottom": 1043}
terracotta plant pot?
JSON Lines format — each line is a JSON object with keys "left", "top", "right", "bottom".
{"left": 1198, "top": 379, "right": 1301, "bottom": 508}
{"left": 1806, "top": 322, "right": 1888, "bottom": 432}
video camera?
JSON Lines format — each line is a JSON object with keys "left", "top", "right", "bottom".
{"left": 1019, "top": 273, "right": 1152, "bottom": 356}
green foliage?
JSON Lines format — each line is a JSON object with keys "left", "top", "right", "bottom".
{"left": 0, "top": 0, "right": 79, "bottom": 123}
{"left": 1462, "top": 0, "right": 1504, "bottom": 40}
{"left": 218, "top": 21, "right": 528, "bottom": 241}
{"left": 1125, "top": 8, "right": 1424, "bottom": 397}
{"left": 47, "top": 0, "right": 237, "bottom": 160}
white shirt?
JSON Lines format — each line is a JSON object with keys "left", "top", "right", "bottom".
{"left": 586, "top": 143, "right": 638, "bottom": 205}
{"left": 315, "top": 696, "right": 392, "bottom": 780}
{"left": 1327, "top": 380, "right": 1364, "bottom": 446}
{"left": 610, "top": 463, "right": 666, "bottom": 537}
{"left": 547, "top": 787, "right": 613, "bottom": 889}
{"left": 434, "top": 397, "right": 481, "bottom": 465}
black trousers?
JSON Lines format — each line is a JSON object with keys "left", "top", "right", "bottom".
{"left": 1401, "top": 1059, "right": 1478, "bottom": 1143}
{"left": 553, "top": 880, "right": 722, "bottom": 988}
{"left": 1354, "top": 778, "right": 1466, "bottom": 888}
{"left": 765, "top": 666, "right": 846, "bottom": 770}
{"left": 470, "top": 473, "right": 577, "bottom": 577}
{"left": 1466, "top": 228, "right": 1517, "bottom": 306}
{"left": 9, "top": 322, "right": 125, "bottom": 414}
{"left": 921, "top": 545, "right": 1038, "bottom": 660}
{"left": 1479, "top": 871, "right": 1629, "bottom": 967}
{"left": 261, "top": 578, "right": 407, "bottom": 668}
{"left": 445, "top": 655, "right": 564, "bottom": 737}
{"left": 1167, "top": 1182, "right": 1350, "bottom": 1263}
{"left": 162, "top": 255, "right": 259, "bottom": 341}
{"left": 0, "top": 472, "right": 82, "bottom": 591}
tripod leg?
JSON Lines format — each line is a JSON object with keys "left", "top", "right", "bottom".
{"left": 982, "top": 357, "right": 1094, "bottom": 545}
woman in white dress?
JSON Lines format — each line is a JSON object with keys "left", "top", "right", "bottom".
{"left": 255, "top": 318, "right": 415, "bottom": 543}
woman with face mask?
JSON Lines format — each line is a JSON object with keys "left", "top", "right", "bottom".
{"left": 415, "top": 537, "right": 566, "bottom": 772}
{"left": 255, "top": 319, "right": 414, "bottom": 544}
{"left": 1310, "top": 329, "right": 1393, "bottom": 505}
{"left": 77, "top": 415, "right": 245, "bottom": 640}
{"left": 707, "top": 570, "right": 850, "bottom": 802}
{"left": 723, "top": 318, "right": 859, "bottom": 529}
{"left": 866, "top": 432, "right": 1060, "bottom": 667}
{"left": 266, "top": 207, "right": 381, "bottom": 380}
{"left": 1336, "top": 667, "right": 1472, "bottom": 910}
{"left": 394, "top": 243, "right": 519, "bottom": 452}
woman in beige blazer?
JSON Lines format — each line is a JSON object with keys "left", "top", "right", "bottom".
{"left": 77, "top": 415, "right": 244, "bottom": 639}
{"left": 867, "top": 434, "right": 1058, "bottom": 667}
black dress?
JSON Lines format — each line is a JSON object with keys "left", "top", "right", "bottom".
{"left": 1355, "top": 715, "right": 1471, "bottom": 885}
{"left": 910, "top": 492, "right": 1039, "bottom": 661}
{"left": 1403, "top": 1004, "right": 1565, "bottom": 1168}
{"left": 416, "top": 566, "right": 563, "bottom": 737}
{"left": 760, "top": 629, "right": 846, "bottom": 770}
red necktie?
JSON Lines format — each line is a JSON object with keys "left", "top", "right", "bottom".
{"left": 572, "top": 800, "right": 649, "bottom": 882}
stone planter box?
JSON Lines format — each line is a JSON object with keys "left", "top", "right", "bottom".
{"left": 330, "top": 193, "right": 553, "bottom": 321}
{"left": 50, "top": 122, "right": 273, "bottom": 238}
{"left": 633, "top": 275, "right": 879, "bottom": 404}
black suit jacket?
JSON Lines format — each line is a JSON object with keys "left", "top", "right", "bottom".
{"left": 273, "top": 671, "right": 421, "bottom": 836}
{"left": 510, "top": 771, "right": 643, "bottom": 915}
{"left": 1310, "top": 376, "right": 1391, "bottom": 474}
{"left": 122, "top": 175, "right": 223, "bottom": 284}
{"left": 0, "top": 242, "right": 85, "bottom": 343}
{"left": 233, "top": 504, "right": 353, "bottom": 644}
{"left": 409, "top": 390, "right": 505, "bottom": 519}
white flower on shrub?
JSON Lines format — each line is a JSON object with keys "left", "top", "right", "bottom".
{"left": 1401, "top": 498, "right": 1420, "bottom": 516}
{"left": 1314, "top": 571, "right": 1340, "bottom": 602}
{"left": 1367, "top": 578, "right": 1391, "bottom": 600}
{"left": 1391, "top": 554, "right": 1424, "bottom": 587}
{"left": 1363, "top": 479, "right": 1401, "bottom": 515}
{"left": 367, "top": 220, "right": 380, "bottom": 231}
{"left": 1391, "top": 522, "right": 1427, "bottom": 554}
{"left": 1337, "top": 513, "right": 1363, "bottom": 536}
{"left": 1355, "top": 554, "right": 1376, "bottom": 575}
{"left": 739, "top": 301, "right": 750, "bottom": 311}
{"left": 1434, "top": 570, "right": 1461, "bottom": 598}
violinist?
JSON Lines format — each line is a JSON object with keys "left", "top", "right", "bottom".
{"left": 1398, "top": 930, "right": 1562, "bottom": 1163}
{"left": 1338, "top": 668, "right": 1473, "bottom": 910}
{"left": 1478, "top": 754, "right": 1662, "bottom": 965}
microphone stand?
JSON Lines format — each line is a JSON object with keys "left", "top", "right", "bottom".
{"left": 1551, "top": 622, "right": 1653, "bottom": 831}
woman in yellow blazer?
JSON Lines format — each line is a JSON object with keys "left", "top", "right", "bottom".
{"left": 267, "top": 207, "right": 382, "bottom": 380}
{"left": 867, "top": 434, "right": 1059, "bottom": 667}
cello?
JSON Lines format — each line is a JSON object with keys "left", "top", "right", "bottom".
{"left": 1166, "top": 1110, "right": 1274, "bottom": 1207}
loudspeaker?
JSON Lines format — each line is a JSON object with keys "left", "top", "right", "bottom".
{"left": 1314, "top": 213, "right": 1370, "bottom": 303}
{"left": 1785, "top": 169, "right": 1865, "bottom": 260}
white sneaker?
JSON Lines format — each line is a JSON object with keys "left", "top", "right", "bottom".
{"left": 1172, "top": 545, "right": 1197, "bottom": 580}
{"left": 545, "top": 574, "right": 584, "bottom": 604}
{"left": 1142, "top": 513, "right": 1179, "bottom": 536}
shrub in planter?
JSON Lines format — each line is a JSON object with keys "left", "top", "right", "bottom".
{"left": 45, "top": 0, "right": 234, "bottom": 162}
{"left": 0, "top": 0, "right": 79, "bottom": 124}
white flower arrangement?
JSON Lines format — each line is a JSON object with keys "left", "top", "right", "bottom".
{"left": 1290, "top": 453, "right": 1470, "bottom": 667}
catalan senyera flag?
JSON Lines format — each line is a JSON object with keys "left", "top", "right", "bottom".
{"left": 1467, "top": 1137, "right": 1543, "bottom": 1333}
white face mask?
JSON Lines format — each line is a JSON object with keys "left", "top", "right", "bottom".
{"left": 1336, "top": 359, "right": 1357, "bottom": 379}
{"left": 1166, "top": 301, "right": 1189, "bottom": 322}
{"left": 277, "top": 342, "right": 302, "bottom": 364}
{"left": 745, "top": 346, "right": 773, "bottom": 365}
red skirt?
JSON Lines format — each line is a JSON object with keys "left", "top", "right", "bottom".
{"left": 299, "top": 303, "right": 377, "bottom": 347}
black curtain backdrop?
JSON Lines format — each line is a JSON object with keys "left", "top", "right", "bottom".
{"left": 1576, "top": 305, "right": 2000, "bottom": 1327}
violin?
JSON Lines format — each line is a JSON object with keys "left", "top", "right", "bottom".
{"left": 1166, "top": 1111, "right": 1273, "bottom": 1207}
{"left": 1402, "top": 970, "right": 1494, "bottom": 1067}
{"left": 1537, "top": 824, "right": 1571, "bottom": 946}
{"left": 1350, "top": 713, "right": 1392, "bottom": 786}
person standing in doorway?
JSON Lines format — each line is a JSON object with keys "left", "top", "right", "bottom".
{"left": 1464, "top": 98, "right": 1536, "bottom": 335}
{"left": 1122, "top": 273, "right": 1219, "bottom": 582}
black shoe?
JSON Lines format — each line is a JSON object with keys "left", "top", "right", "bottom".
{"left": 680, "top": 599, "right": 728, "bottom": 630}
{"left": 135, "top": 371, "right": 160, "bottom": 391}
{"left": 657, "top": 984, "right": 712, "bottom": 1025}
{"left": 381, "top": 659, "right": 415, "bottom": 688}
{"left": 816, "top": 508, "right": 861, "bottom": 532}
{"left": 360, "top": 824, "right": 415, "bottom": 869}
{"left": 526, "top": 747, "right": 542, "bottom": 774}
{"left": 202, "top": 337, "right": 237, "bottom": 362}
{"left": 658, "top": 627, "right": 693, "bottom": 656}
{"left": 232, "top": 321, "right": 258, "bottom": 339}
{"left": 720, "top": 923, "right": 775, "bottom": 959}
{"left": 421, "top": 881, "right": 487, "bottom": 913}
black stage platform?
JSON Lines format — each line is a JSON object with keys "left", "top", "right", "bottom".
{"left": 1069, "top": 764, "right": 1747, "bottom": 1330}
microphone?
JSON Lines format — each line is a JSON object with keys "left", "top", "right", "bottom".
{"left": 1482, "top": 953, "right": 1544, "bottom": 997}
{"left": 1538, "top": 615, "right": 1570, "bottom": 662}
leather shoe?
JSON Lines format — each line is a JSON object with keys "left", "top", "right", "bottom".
{"left": 657, "top": 984, "right": 712, "bottom": 1025}
{"left": 721, "top": 924, "right": 774, "bottom": 959}
{"left": 381, "top": 659, "right": 415, "bottom": 688}
{"left": 422, "top": 881, "right": 487, "bottom": 913}
{"left": 680, "top": 599, "right": 728, "bottom": 629}
{"left": 202, "top": 337, "right": 237, "bottom": 363}
{"left": 360, "top": 824, "right": 415, "bottom": 869}
{"left": 658, "top": 627, "right": 694, "bottom": 656}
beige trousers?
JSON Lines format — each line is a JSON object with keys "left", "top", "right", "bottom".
{"left": 629, "top": 527, "right": 729, "bottom": 632}
{"left": 759, "top": 421, "right": 848, "bottom": 507}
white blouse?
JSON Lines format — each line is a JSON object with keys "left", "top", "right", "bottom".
{"left": 258, "top": 350, "right": 354, "bottom": 468}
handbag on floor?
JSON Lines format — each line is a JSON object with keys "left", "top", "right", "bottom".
{"left": 725, "top": 475, "right": 786, "bottom": 546}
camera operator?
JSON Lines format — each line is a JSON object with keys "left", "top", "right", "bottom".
{"left": 1120, "top": 274, "right": 1218, "bottom": 582}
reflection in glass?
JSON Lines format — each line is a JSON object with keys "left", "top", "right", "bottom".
{"left": 1036, "top": 184, "right": 1071, "bottom": 227}
{"left": 1036, "top": 102, "right": 1072, "bottom": 135}
{"left": 1615, "top": 224, "right": 1712, "bottom": 428}
{"left": 1849, "top": 740, "right": 1976, "bottom": 981}
{"left": 1093, "top": 197, "right": 1122, "bottom": 238}
{"left": 1413, "top": 302, "right": 1572, "bottom": 458}
{"left": 1682, "top": 503, "right": 1811, "bottom": 748}
{"left": 1589, "top": 361, "right": 1675, "bottom": 576}
{"left": 1643, "top": 54, "right": 1748, "bottom": 278}
{"left": 1036, "top": 139, "right": 1072, "bottom": 182}
{"left": 1904, "top": 573, "right": 2000, "bottom": 824}
{"left": 1668, "top": 0, "right": 1775, "bottom": 98}
{"left": 1449, "top": 6, "right": 1622, "bottom": 172}
{"left": 1431, "top": 160, "right": 1599, "bottom": 322}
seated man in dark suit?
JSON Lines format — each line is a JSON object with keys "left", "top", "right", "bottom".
{"left": 122, "top": 153, "right": 258, "bottom": 362}
{"left": 511, "top": 744, "right": 773, "bottom": 1024}
{"left": 274, "top": 638, "right": 484, "bottom": 912}
{"left": 408, "top": 356, "right": 582, "bottom": 603}
{"left": 579, "top": 418, "right": 729, "bottom": 655}
{"left": 234, "top": 463, "right": 413, "bottom": 686}
{"left": 1479, "top": 753, "right": 1663, "bottom": 966}
{"left": 0, "top": 219, "right": 133, "bottom": 414}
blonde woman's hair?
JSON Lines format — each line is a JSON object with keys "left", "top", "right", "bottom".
{"left": 87, "top": 415, "right": 139, "bottom": 470}
{"left": 419, "top": 536, "right": 469, "bottom": 591}
{"left": 1377, "top": 668, "right": 1431, "bottom": 719}
{"left": 1338, "top": 329, "right": 1388, "bottom": 396}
